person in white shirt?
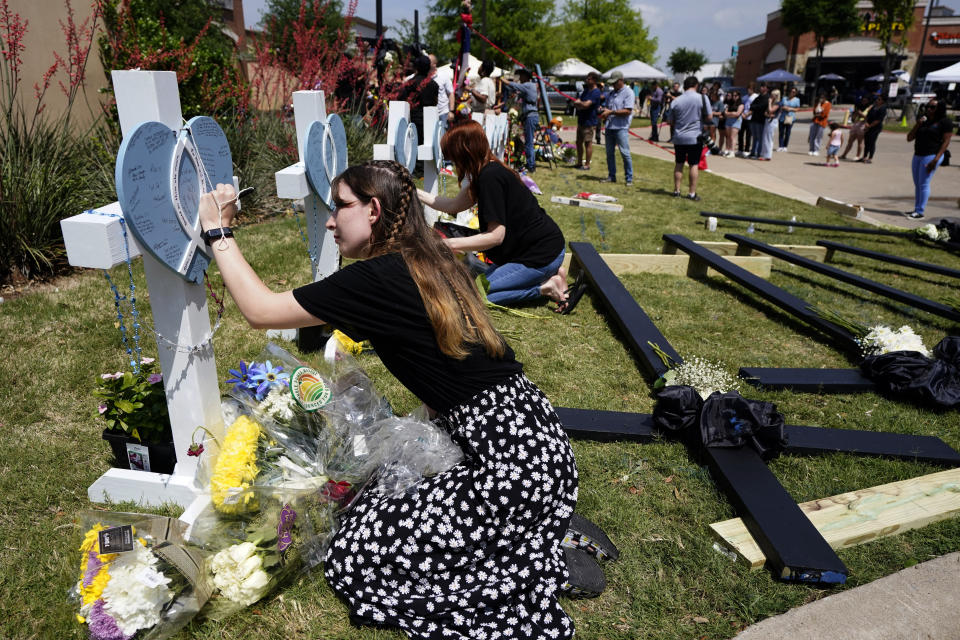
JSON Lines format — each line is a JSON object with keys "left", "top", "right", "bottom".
{"left": 468, "top": 59, "right": 497, "bottom": 112}
{"left": 430, "top": 54, "right": 454, "bottom": 123}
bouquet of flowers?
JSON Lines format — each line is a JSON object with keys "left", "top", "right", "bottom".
{"left": 188, "top": 488, "right": 335, "bottom": 619}
{"left": 914, "top": 223, "right": 951, "bottom": 243}
{"left": 71, "top": 513, "right": 209, "bottom": 640}
{"left": 649, "top": 342, "right": 740, "bottom": 399}
{"left": 810, "top": 307, "right": 930, "bottom": 358}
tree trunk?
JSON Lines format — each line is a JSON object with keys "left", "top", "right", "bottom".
{"left": 813, "top": 38, "right": 825, "bottom": 105}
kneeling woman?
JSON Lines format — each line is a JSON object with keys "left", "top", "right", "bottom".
{"left": 198, "top": 161, "right": 578, "bottom": 639}
{"left": 419, "top": 121, "right": 576, "bottom": 312}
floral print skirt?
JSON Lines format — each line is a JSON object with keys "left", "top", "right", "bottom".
{"left": 324, "top": 373, "right": 579, "bottom": 639}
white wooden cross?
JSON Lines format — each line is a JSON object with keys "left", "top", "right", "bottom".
{"left": 60, "top": 70, "right": 225, "bottom": 513}
{"left": 273, "top": 90, "right": 342, "bottom": 345}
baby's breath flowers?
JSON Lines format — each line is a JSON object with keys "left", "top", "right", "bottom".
{"left": 661, "top": 356, "right": 741, "bottom": 399}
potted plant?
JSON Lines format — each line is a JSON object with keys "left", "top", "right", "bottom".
{"left": 94, "top": 357, "right": 176, "bottom": 474}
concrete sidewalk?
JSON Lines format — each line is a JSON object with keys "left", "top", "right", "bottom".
{"left": 734, "top": 553, "right": 960, "bottom": 640}
{"left": 626, "top": 116, "right": 960, "bottom": 230}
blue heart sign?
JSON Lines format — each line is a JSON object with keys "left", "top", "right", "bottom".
{"left": 115, "top": 116, "right": 233, "bottom": 284}
{"left": 304, "top": 113, "right": 349, "bottom": 209}
{"left": 394, "top": 116, "right": 418, "bottom": 173}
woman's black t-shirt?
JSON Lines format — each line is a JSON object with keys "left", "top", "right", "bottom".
{"left": 914, "top": 116, "right": 954, "bottom": 156}
{"left": 292, "top": 253, "right": 522, "bottom": 413}
{"left": 474, "top": 162, "right": 564, "bottom": 268}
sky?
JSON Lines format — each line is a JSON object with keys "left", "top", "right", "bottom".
{"left": 242, "top": 0, "right": 786, "bottom": 66}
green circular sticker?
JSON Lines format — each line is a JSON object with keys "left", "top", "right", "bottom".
{"left": 289, "top": 366, "right": 332, "bottom": 412}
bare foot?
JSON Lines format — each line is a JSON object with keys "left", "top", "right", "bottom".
{"left": 539, "top": 266, "right": 568, "bottom": 305}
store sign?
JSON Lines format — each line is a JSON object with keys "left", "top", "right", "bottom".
{"left": 860, "top": 21, "right": 906, "bottom": 32}
{"left": 930, "top": 31, "right": 960, "bottom": 46}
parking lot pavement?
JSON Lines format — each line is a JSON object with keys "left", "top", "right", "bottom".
{"left": 626, "top": 116, "right": 959, "bottom": 229}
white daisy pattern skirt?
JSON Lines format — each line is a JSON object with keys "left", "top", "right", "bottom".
{"left": 324, "top": 373, "right": 579, "bottom": 639}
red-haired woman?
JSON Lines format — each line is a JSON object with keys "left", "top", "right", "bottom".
{"left": 419, "top": 121, "right": 582, "bottom": 313}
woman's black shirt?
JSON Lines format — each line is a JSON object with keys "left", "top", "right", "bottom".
{"left": 474, "top": 162, "right": 564, "bottom": 268}
{"left": 293, "top": 253, "right": 522, "bottom": 413}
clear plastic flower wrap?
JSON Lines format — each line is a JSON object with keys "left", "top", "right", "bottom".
{"left": 69, "top": 512, "right": 211, "bottom": 640}
{"left": 186, "top": 486, "right": 339, "bottom": 620}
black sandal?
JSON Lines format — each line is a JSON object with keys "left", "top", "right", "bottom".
{"left": 559, "top": 546, "right": 606, "bottom": 598}
{"left": 557, "top": 273, "right": 588, "bottom": 315}
{"left": 562, "top": 513, "right": 620, "bottom": 561}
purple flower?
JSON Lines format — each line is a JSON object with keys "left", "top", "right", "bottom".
{"left": 83, "top": 550, "right": 102, "bottom": 587}
{"left": 251, "top": 360, "right": 289, "bottom": 400}
{"left": 226, "top": 360, "right": 260, "bottom": 398}
{"left": 88, "top": 601, "right": 130, "bottom": 640}
{"left": 98, "top": 404, "right": 108, "bottom": 415}
{"left": 100, "top": 372, "right": 123, "bottom": 380}
{"left": 147, "top": 373, "right": 163, "bottom": 384}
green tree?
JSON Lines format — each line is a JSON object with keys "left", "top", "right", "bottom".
{"left": 259, "top": 0, "right": 344, "bottom": 72}
{"left": 99, "top": 0, "right": 244, "bottom": 117}
{"left": 559, "top": 0, "right": 657, "bottom": 72}
{"left": 780, "top": 0, "right": 859, "bottom": 86}
{"left": 424, "top": 0, "right": 561, "bottom": 70}
{"left": 667, "top": 47, "right": 708, "bottom": 76}
{"left": 870, "top": 0, "right": 916, "bottom": 97}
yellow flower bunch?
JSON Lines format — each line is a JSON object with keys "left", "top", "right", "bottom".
{"left": 211, "top": 415, "right": 262, "bottom": 514}
{"left": 333, "top": 330, "right": 371, "bottom": 357}
{"left": 77, "top": 523, "right": 118, "bottom": 618}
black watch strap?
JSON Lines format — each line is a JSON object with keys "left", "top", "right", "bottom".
{"left": 203, "top": 227, "right": 233, "bottom": 245}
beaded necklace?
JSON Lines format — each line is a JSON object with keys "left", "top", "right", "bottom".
{"left": 292, "top": 197, "right": 323, "bottom": 267}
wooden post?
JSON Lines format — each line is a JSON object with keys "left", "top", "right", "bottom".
{"left": 274, "top": 90, "right": 340, "bottom": 349}
{"left": 60, "top": 70, "right": 224, "bottom": 509}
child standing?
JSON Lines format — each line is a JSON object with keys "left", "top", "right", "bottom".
{"left": 826, "top": 122, "right": 843, "bottom": 167}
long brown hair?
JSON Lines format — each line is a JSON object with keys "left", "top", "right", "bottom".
{"left": 440, "top": 120, "right": 518, "bottom": 200}
{"left": 331, "top": 160, "right": 505, "bottom": 360}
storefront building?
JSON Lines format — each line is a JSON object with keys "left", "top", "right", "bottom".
{"left": 734, "top": 1, "right": 960, "bottom": 96}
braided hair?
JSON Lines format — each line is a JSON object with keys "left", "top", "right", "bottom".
{"left": 332, "top": 161, "right": 505, "bottom": 360}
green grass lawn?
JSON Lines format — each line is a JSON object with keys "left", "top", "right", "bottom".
{"left": 2, "top": 151, "right": 959, "bottom": 639}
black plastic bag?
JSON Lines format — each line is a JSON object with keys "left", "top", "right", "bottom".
{"left": 652, "top": 385, "right": 702, "bottom": 435}
{"left": 653, "top": 386, "right": 787, "bottom": 458}
{"left": 861, "top": 336, "right": 960, "bottom": 410}
{"left": 699, "top": 392, "right": 787, "bottom": 460}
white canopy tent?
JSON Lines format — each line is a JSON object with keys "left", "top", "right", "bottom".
{"left": 925, "top": 61, "right": 960, "bottom": 83}
{"left": 603, "top": 60, "right": 668, "bottom": 81}
{"left": 436, "top": 54, "right": 506, "bottom": 80}
{"left": 548, "top": 58, "right": 600, "bottom": 77}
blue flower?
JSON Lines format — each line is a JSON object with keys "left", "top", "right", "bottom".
{"left": 226, "top": 360, "right": 261, "bottom": 398}
{"left": 250, "top": 360, "right": 290, "bottom": 400}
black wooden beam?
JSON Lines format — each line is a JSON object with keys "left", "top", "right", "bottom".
{"left": 703, "top": 446, "right": 848, "bottom": 584}
{"left": 727, "top": 234, "right": 960, "bottom": 322}
{"left": 739, "top": 367, "right": 876, "bottom": 393}
{"left": 817, "top": 240, "right": 960, "bottom": 280}
{"left": 554, "top": 407, "right": 655, "bottom": 441}
{"left": 700, "top": 212, "right": 911, "bottom": 237}
{"left": 569, "top": 241, "right": 680, "bottom": 379}
{"left": 663, "top": 234, "right": 858, "bottom": 349}
{"left": 784, "top": 426, "right": 960, "bottom": 465}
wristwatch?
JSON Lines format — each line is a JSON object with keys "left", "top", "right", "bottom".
{"left": 202, "top": 227, "right": 234, "bottom": 245}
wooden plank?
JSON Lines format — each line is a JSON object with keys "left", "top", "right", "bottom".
{"left": 699, "top": 211, "right": 911, "bottom": 237}
{"left": 710, "top": 467, "right": 960, "bottom": 569}
{"left": 663, "top": 239, "right": 827, "bottom": 262}
{"left": 739, "top": 367, "right": 876, "bottom": 393}
{"left": 555, "top": 407, "right": 656, "bottom": 441}
{"left": 783, "top": 425, "right": 960, "bottom": 466}
{"left": 817, "top": 240, "right": 960, "bottom": 279}
{"left": 550, "top": 195, "right": 623, "bottom": 212}
{"left": 568, "top": 242, "right": 681, "bottom": 379}
{"left": 560, "top": 252, "right": 772, "bottom": 279}
{"left": 727, "top": 234, "right": 960, "bottom": 323}
{"left": 663, "top": 234, "right": 858, "bottom": 349}
{"left": 704, "top": 446, "right": 848, "bottom": 584}
{"left": 816, "top": 196, "right": 864, "bottom": 218}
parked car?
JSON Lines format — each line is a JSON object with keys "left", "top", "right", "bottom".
{"left": 544, "top": 82, "right": 582, "bottom": 116}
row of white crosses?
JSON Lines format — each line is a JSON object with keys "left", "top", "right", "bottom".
{"left": 57, "top": 74, "right": 509, "bottom": 518}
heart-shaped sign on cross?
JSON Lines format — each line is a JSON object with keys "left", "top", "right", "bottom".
{"left": 115, "top": 116, "right": 233, "bottom": 284}
{"left": 394, "top": 117, "right": 418, "bottom": 173}
{"left": 304, "top": 113, "right": 349, "bottom": 209}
